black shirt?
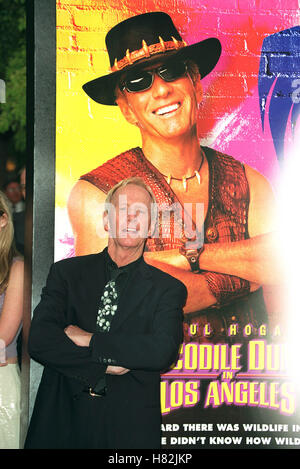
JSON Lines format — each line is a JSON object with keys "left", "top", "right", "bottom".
{"left": 104, "top": 247, "right": 143, "bottom": 302}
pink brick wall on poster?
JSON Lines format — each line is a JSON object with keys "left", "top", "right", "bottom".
{"left": 56, "top": 0, "right": 300, "bottom": 193}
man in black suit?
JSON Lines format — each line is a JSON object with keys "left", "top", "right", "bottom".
{"left": 25, "top": 177, "right": 186, "bottom": 449}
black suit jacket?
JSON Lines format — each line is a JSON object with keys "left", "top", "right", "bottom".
{"left": 25, "top": 250, "right": 187, "bottom": 449}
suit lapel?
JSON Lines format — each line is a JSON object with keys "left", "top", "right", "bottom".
{"left": 110, "top": 259, "right": 153, "bottom": 332}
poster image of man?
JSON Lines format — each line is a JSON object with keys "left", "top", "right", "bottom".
{"left": 54, "top": 2, "right": 300, "bottom": 450}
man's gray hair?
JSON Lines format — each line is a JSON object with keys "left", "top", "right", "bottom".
{"left": 105, "top": 177, "right": 157, "bottom": 208}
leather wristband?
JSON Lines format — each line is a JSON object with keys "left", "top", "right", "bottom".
{"left": 179, "top": 245, "right": 204, "bottom": 272}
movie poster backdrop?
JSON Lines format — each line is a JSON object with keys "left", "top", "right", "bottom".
{"left": 55, "top": 0, "right": 300, "bottom": 449}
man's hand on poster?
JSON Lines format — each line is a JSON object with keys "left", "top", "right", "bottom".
{"left": 144, "top": 248, "right": 190, "bottom": 270}
{"left": 144, "top": 232, "right": 281, "bottom": 286}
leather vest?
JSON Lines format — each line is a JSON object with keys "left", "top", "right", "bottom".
{"left": 81, "top": 146, "right": 268, "bottom": 343}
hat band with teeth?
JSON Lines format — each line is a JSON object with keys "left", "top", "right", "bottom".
{"left": 111, "top": 37, "right": 187, "bottom": 72}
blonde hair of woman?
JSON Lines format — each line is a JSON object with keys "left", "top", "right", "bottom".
{"left": 0, "top": 190, "right": 24, "bottom": 449}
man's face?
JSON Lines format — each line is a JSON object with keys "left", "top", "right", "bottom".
{"left": 105, "top": 184, "right": 153, "bottom": 250}
{"left": 5, "top": 182, "right": 22, "bottom": 204}
{"left": 116, "top": 60, "right": 203, "bottom": 141}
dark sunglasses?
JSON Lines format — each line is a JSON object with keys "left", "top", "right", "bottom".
{"left": 120, "top": 61, "right": 188, "bottom": 93}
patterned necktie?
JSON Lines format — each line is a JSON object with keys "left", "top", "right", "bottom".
{"left": 96, "top": 279, "right": 118, "bottom": 332}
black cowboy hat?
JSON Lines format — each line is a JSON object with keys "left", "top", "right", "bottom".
{"left": 82, "top": 12, "right": 221, "bottom": 105}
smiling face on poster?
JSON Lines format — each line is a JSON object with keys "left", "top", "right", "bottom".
{"left": 55, "top": 1, "right": 300, "bottom": 450}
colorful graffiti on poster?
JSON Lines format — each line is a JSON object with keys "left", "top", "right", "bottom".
{"left": 55, "top": 0, "right": 300, "bottom": 449}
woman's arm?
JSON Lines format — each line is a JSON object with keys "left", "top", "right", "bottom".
{"left": 0, "top": 259, "right": 24, "bottom": 351}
